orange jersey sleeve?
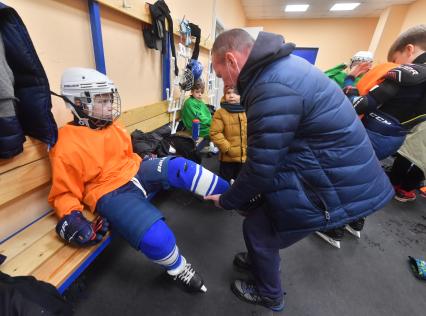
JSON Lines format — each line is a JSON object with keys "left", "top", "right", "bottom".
{"left": 356, "top": 62, "right": 399, "bottom": 96}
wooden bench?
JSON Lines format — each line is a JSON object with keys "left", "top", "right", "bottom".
{"left": 0, "top": 100, "right": 177, "bottom": 294}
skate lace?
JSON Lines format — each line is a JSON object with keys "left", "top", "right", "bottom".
{"left": 175, "top": 263, "right": 195, "bottom": 284}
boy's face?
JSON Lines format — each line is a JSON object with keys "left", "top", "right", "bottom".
{"left": 224, "top": 88, "right": 240, "bottom": 104}
{"left": 91, "top": 93, "right": 114, "bottom": 120}
{"left": 192, "top": 89, "right": 203, "bottom": 101}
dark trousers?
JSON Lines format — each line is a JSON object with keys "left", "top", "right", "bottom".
{"left": 219, "top": 161, "right": 243, "bottom": 182}
{"left": 390, "top": 154, "right": 424, "bottom": 191}
{"left": 243, "top": 206, "right": 311, "bottom": 300}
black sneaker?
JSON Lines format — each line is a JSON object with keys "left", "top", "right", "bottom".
{"left": 233, "top": 252, "right": 252, "bottom": 272}
{"left": 231, "top": 279, "right": 284, "bottom": 312}
{"left": 169, "top": 258, "right": 207, "bottom": 293}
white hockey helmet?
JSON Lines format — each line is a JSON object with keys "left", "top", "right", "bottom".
{"left": 60, "top": 68, "right": 121, "bottom": 129}
{"left": 350, "top": 51, "right": 373, "bottom": 68}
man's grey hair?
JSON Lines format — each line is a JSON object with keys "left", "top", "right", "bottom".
{"left": 212, "top": 29, "right": 255, "bottom": 61}
{"left": 387, "top": 24, "right": 426, "bottom": 61}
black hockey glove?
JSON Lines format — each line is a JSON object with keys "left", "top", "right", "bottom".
{"left": 56, "top": 211, "right": 109, "bottom": 247}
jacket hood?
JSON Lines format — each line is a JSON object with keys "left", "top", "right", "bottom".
{"left": 237, "top": 32, "right": 295, "bottom": 96}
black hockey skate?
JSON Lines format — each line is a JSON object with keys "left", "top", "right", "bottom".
{"left": 345, "top": 217, "right": 365, "bottom": 238}
{"left": 316, "top": 226, "right": 345, "bottom": 249}
{"left": 169, "top": 257, "right": 207, "bottom": 293}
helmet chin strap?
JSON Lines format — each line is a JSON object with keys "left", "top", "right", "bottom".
{"left": 51, "top": 90, "right": 91, "bottom": 128}
{"left": 69, "top": 106, "right": 91, "bottom": 128}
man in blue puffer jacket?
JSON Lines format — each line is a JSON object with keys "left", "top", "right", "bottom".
{"left": 206, "top": 29, "right": 394, "bottom": 311}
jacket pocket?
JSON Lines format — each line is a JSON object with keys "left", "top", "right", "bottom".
{"left": 294, "top": 172, "right": 330, "bottom": 222}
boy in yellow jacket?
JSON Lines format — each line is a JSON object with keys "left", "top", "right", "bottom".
{"left": 49, "top": 68, "right": 230, "bottom": 293}
{"left": 210, "top": 86, "right": 247, "bottom": 182}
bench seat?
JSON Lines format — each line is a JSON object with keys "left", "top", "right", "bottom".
{"left": 0, "top": 210, "right": 111, "bottom": 294}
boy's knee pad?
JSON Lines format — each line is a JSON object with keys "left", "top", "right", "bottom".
{"left": 139, "top": 219, "right": 176, "bottom": 260}
{"left": 167, "top": 157, "right": 230, "bottom": 196}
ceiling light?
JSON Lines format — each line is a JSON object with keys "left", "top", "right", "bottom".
{"left": 330, "top": 3, "right": 360, "bottom": 11}
{"left": 285, "top": 4, "right": 310, "bottom": 12}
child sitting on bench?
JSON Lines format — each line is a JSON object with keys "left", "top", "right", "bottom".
{"left": 48, "top": 68, "right": 229, "bottom": 293}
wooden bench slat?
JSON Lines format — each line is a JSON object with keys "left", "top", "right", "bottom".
{"left": 0, "top": 157, "right": 51, "bottom": 207}
{"left": 32, "top": 244, "right": 79, "bottom": 286}
{"left": 120, "top": 101, "right": 168, "bottom": 127}
{"left": 32, "top": 234, "right": 110, "bottom": 287}
{"left": 0, "top": 212, "right": 56, "bottom": 260}
{"left": 0, "top": 185, "right": 50, "bottom": 243}
{"left": 126, "top": 112, "right": 172, "bottom": 134}
{"left": 0, "top": 141, "right": 48, "bottom": 175}
{"left": 0, "top": 229, "right": 64, "bottom": 276}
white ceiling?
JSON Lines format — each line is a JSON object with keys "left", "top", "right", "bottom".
{"left": 242, "top": 0, "right": 416, "bottom": 19}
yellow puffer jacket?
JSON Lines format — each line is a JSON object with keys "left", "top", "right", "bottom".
{"left": 210, "top": 106, "right": 247, "bottom": 163}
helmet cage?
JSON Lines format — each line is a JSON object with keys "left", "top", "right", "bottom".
{"left": 179, "top": 68, "right": 194, "bottom": 91}
{"left": 75, "top": 89, "right": 121, "bottom": 126}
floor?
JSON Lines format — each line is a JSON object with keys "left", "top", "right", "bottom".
{"left": 72, "top": 156, "right": 426, "bottom": 316}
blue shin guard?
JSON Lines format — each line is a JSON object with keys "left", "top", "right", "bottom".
{"left": 139, "top": 219, "right": 182, "bottom": 271}
{"left": 167, "top": 157, "right": 230, "bottom": 196}
{"left": 139, "top": 218, "right": 208, "bottom": 292}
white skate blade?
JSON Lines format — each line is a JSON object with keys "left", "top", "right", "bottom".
{"left": 200, "top": 285, "right": 207, "bottom": 293}
{"left": 345, "top": 225, "right": 361, "bottom": 238}
{"left": 315, "top": 232, "right": 341, "bottom": 249}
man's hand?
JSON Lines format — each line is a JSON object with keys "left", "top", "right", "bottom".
{"left": 55, "top": 211, "right": 109, "bottom": 247}
{"left": 204, "top": 194, "right": 223, "bottom": 208}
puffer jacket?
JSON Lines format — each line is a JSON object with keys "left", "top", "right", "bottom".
{"left": 210, "top": 103, "right": 247, "bottom": 163}
{"left": 219, "top": 32, "right": 394, "bottom": 233}
{"left": 0, "top": 2, "right": 57, "bottom": 159}
{"left": 0, "top": 30, "right": 24, "bottom": 158}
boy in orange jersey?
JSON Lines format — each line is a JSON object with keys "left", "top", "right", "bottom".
{"left": 49, "top": 68, "right": 230, "bottom": 293}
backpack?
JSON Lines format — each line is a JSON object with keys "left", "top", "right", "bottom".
{"left": 131, "top": 129, "right": 201, "bottom": 163}
{"left": 131, "top": 129, "right": 163, "bottom": 158}
{"left": 0, "top": 259, "right": 73, "bottom": 316}
{"left": 161, "top": 134, "right": 201, "bottom": 163}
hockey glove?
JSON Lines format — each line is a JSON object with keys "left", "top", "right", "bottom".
{"left": 56, "top": 211, "right": 109, "bottom": 247}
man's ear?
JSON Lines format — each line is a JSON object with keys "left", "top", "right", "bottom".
{"left": 406, "top": 44, "right": 415, "bottom": 56}
{"left": 225, "top": 52, "right": 236, "bottom": 66}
